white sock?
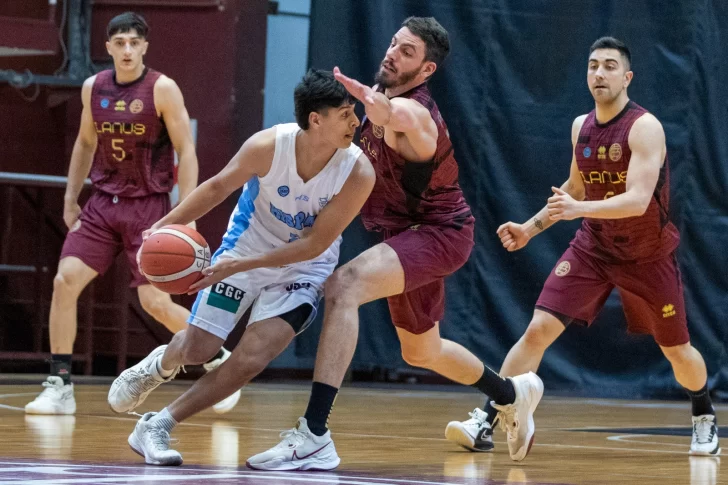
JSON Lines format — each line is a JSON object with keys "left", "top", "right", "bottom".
{"left": 150, "top": 407, "right": 177, "bottom": 433}
{"left": 156, "top": 356, "right": 175, "bottom": 378}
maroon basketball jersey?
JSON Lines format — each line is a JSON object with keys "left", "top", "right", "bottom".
{"left": 89, "top": 68, "right": 175, "bottom": 197}
{"left": 359, "top": 83, "right": 472, "bottom": 231}
{"left": 571, "top": 101, "right": 680, "bottom": 263}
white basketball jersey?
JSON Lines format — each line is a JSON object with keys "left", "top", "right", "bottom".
{"left": 217, "top": 123, "right": 362, "bottom": 265}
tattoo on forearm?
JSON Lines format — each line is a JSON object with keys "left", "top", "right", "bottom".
{"left": 534, "top": 218, "right": 544, "bottom": 231}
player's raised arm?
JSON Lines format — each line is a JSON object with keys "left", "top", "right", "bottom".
{"left": 333, "top": 67, "right": 437, "bottom": 160}
{"left": 151, "top": 127, "right": 275, "bottom": 231}
{"left": 155, "top": 76, "right": 199, "bottom": 204}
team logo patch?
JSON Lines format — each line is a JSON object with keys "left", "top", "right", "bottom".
{"left": 115, "top": 100, "right": 126, "bottom": 112}
{"left": 130, "top": 99, "right": 144, "bottom": 114}
{"left": 597, "top": 146, "right": 607, "bottom": 160}
{"left": 372, "top": 124, "right": 385, "bottom": 139}
{"left": 100, "top": 98, "right": 110, "bottom": 109}
{"left": 662, "top": 304, "right": 676, "bottom": 318}
{"left": 207, "top": 282, "right": 245, "bottom": 313}
{"left": 583, "top": 147, "right": 592, "bottom": 158}
{"left": 609, "top": 143, "right": 622, "bottom": 162}
{"left": 278, "top": 185, "right": 290, "bottom": 197}
{"left": 555, "top": 261, "right": 571, "bottom": 277}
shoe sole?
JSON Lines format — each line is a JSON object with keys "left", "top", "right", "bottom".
{"left": 128, "top": 431, "right": 183, "bottom": 466}
{"left": 444, "top": 422, "right": 493, "bottom": 452}
{"left": 213, "top": 389, "right": 241, "bottom": 414}
{"left": 245, "top": 456, "right": 341, "bottom": 471}
{"left": 689, "top": 446, "right": 721, "bottom": 456}
{"left": 512, "top": 374, "right": 544, "bottom": 462}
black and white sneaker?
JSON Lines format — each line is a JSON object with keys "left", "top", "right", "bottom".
{"left": 690, "top": 414, "right": 720, "bottom": 456}
{"left": 445, "top": 408, "right": 494, "bottom": 452}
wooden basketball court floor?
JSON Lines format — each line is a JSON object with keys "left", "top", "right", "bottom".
{"left": 0, "top": 380, "right": 723, "bottom": 485}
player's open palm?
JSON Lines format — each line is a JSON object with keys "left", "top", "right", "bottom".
{"left": 63, "top": 202, "right": 82, "bottom": 230}
{"left": 333, "top": 66, "right": 374, "bottom": 104}
{"left": 496, "top": 222, "right": 530, "bottom": 252}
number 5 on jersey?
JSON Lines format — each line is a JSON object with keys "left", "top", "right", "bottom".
{"left": 112, "top": 138, "right": 126, "bottom": 162}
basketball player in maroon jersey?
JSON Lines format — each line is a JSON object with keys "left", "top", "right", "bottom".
{"left": 248, "top": 17, "right": 543, "bottom": 471}
{"left": 25, "top": 12, "right": 236, "bottom": 416}
{"left": 448, "top": 37, "right": 719, "bottom": 456}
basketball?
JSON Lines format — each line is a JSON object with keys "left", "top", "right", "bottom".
{"left": 139, "top": 224, "right": 211, "bottom": 294}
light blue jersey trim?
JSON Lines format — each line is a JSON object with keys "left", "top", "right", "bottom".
{"left": 219, "top": 176, "right": 260, "bottom": 253}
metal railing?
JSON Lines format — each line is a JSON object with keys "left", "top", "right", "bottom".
{"left": 0, "top": 172, "right": 131, "bottom": 374}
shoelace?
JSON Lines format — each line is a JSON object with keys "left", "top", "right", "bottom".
{"left": 36, "top": 380, "right": 63, "bottom": 400}
{"left": 118, "top": 368, "right": 161, "bottom": 397}
{"left": 466, "top": 409, "right": 487, "bottom": 427}
{"left": 279, "top": 427, "right": 308, "bottom": 448}
{"left": 492, "top": 403, "right": 518, "bottom": 437}
{"left": 694, "top": 418, "right": 715, "bottom": 444}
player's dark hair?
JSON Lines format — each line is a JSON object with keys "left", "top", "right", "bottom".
{"left": 401, "top": 16, "right": 450, "bottom": 66}
{"left": 294, "top": 69, "right": 355, "bottom": 130}
{"left": 590, "top": 36, "right": 631, "bottom": 69}
{"left": 107, "top": 12, "right": 149, "bottom": 39}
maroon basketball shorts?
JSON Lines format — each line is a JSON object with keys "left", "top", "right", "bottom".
{"left": 536, "top": 245, "right": 689, "bottom": 347}
{"left": 60, "top": 191, "right": 170, "bottom": 288}
{"left": 382, "top": 216, "right": 475, "bottom": 335}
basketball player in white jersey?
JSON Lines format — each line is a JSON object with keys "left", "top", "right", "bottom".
{"left": 107, "top": 69, "right": 374, "bottom": 465}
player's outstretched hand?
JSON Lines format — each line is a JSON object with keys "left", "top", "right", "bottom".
{"left": 187, "top": 258, "right": 240, "bottom": 294}
{"left": 333, "top": 66, "right": 375, "bottom": 105}
{"left": 496, "top": 221, "right": 530, "bottom": 252}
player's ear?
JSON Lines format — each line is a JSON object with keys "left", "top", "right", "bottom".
{"left": 308, "top": 110, "right": 323, "bottom": 129}
{"left": 142, "top": 40, "right": 149, "bottom": 56}
{"left": 105, "top": 40, "right": 111, "bottom": 56}
{"left": 624, "top": 70, "right": 633, "bottom": 89}
{"left": 421, "top": 61, "right": 437, "bottom": 81}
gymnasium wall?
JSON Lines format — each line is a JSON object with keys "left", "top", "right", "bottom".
{"left": 302, "top": 0, "right": 728, "bottom": 398}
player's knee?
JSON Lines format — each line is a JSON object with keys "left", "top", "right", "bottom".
{"left": 401, "top": 347, "right": 437, "bottom": 369}
{"left": 661, "top": 343, "right": 694, "bottom": 365}
{"left": 522, "top": 317, "right": 559, "bottom": 350}
{"left": 52, "top": 270, "right": 83, "bottom": 299}
{"left": 324, "top": 265, "right": 361, "bottom": 306}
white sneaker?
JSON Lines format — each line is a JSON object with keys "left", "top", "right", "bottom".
{"left": 203, "top": 348, "right": 242, "bottom": 414}
{"left": 445, "top": 408, "right": 494, "bottom": 452}
{"left": 25, "top": 377, "right": 76, "bottom": 415}
{"left": 492, "top": 372, "right": 544, "bottom": 461}
{"left": 108, "top": 345, "right": 179, "bottom": 413}
{"left": 246, "top": 417, "right": 340, "bottom": 471}
{"left": 690, "top": 415, "right": 720, "bottom": 456}
{"left": 128, "top": 412, "right": 183, "bottom": 466}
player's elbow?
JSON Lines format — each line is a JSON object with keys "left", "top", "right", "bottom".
{"left": 632, "top": 194, "right": 651, "bottom": 217}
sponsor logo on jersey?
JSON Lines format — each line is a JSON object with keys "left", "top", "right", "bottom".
{"left": 270, "top": 202, "right": 316, "bottom": 230}
{"left": 286, "top": 282, "right": 312, "bottom": 292}
{"left": 207, "top": 282, "right": 245, "bottom": 313}
{"left": 100, "top": 98, "right": 110, "bottom": 109}
{"left": 130, "top": 99, "right": 144, "bottom": 114}
{"left": 662, "top": 304, "right": 676, "bottom": 318}
{"left": 609, "top": 143, "right": 622, "bottom": 162}
{"left": 278, "top": 185, "right": 290, "bottom": 197}
{"left": 115, "top": 100, "right": 127, "bottom": 112}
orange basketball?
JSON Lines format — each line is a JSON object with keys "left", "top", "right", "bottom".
{"left": 139, "top": 224, "right": 211, "bottom": 294}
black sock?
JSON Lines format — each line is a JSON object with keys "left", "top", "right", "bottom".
{"left": 686, "top": 383, "right": 714, "bottom": 417}
{"left": 205, "top": 348, "right": 225, "bottom": 364}
{"left": 50, "top": 354, "right": 72, "bottom": 385}
{"left": 483, "top": 398, "right": 497, "bottom": 425}
{"left": 304, "top": 381, "right": 339, "bottom": 436}
{"left": 471, "top": 364, "right": 516, "bottom": 406}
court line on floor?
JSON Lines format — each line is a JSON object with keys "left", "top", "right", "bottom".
{"left": 0, "top": 460, "right": 478, "bottom": 485}
{"left": 0, "top": 391, "right": 696, "bottom": 457}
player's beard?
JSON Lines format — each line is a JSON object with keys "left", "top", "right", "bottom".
{"left": 374, "top": 64, "right": 422, "bottom": 89}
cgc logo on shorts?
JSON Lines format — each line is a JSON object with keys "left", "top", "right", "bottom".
{"left": 286, "top": 282, "right": 312, "bottom": 292}
{"left": 555, "top": 260, "right": 571, "bottom": 277}
{"left": 662, "top": 304, "right": 676, "bottom": 318}
{"left": 207, "top": 282, "right": 245, "bottom": 313}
